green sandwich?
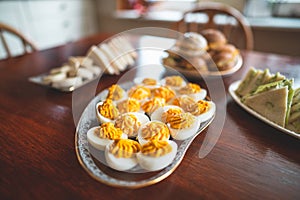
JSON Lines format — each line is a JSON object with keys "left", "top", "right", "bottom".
{"left": 286, "top": 88, "right": 300, "bottom": 133}
{"left": 235, "top": 67, "right": 299, "bottom": 133}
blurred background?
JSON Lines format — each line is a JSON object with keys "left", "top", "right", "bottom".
{"left": 0, "top": 0, "right": 300, "bottom": 59}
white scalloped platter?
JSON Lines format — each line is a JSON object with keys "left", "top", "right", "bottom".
{"left": 75, "top": 79, "right": 215, "bottom": 188}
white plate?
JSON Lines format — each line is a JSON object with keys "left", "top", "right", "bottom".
{"left": 229, "top": 80, "right": 300, "bottom": 139}
{"left": 28, "top": 73, "right": 100, "bottom": 92}
{"left": 165, "top": 55, "right": 243, "bottom": 79}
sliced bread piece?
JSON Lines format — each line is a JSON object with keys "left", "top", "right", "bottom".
{"left": 243, "top": 87, "right": 288, "bottom": 127}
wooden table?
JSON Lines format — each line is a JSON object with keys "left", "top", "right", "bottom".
{"left": 0, "top": 33, "right": 299, "bottom": 199}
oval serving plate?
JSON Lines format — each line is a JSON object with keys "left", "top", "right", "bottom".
{"left": 75, "top": 81, "right": 215, "bottom": 189}
{"left": 164, "top": 54, "right": 242, "bottom": 79}
{"left": 229, "top": 80, "right": 300, "bottom": 139}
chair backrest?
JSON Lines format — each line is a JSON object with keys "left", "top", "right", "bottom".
{"left": 176, "top": 2, "right": 254, "bottom": 50}
{"left": 0, "top": 23, "right": 37, "bottom": 59}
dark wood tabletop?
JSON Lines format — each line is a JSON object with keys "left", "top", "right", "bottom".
{"left": 0, "top": 33, "right": 299, "bottom": 200}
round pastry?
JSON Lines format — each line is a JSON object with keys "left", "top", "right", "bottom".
{"left": 201, "top": 29, "right": 227, "bottom": 50}
{"left": 171, "top": 32, "right": 208, "bottom": 57}
{"left": 208, "top": 44, "right": 239, "bottom": 71}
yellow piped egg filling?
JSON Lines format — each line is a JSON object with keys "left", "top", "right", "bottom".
{"left": 98, "top": 99, "right": 119, "bottom": 120}
{"left": 98, "top": 122, "right": 123, "bottom": 140}
{"left": 141, "top": 121, "right": 170, "bottom": 141}
{"left": 165, "top": 76, "right": 184, "bottom": 87}
{"left": 142, "top": 78, "right": 157, "bottom": 86}
{"left": 172, "top": 95, "right": 196, "bottom": 112}
{"left": 115, "top": 113, "right": 141, "bottom": 137}
{"left": 152, "top": 86, "right": 176, "bottom": 102}
{"left": 178, "top": 83, "right": 201, "bottom": 94}
{"left": 168, "top": 112, "right": 196, "bottom": 129}
{"left": 190, "top": 100, "right": 210, "bottom": 116}
{"left": 109, "top": 139, "right": 141, "bottom": 158}
{"left": 161, "top": 107, "right": 183, "bottom": 123}
{"left": 106, "top": 84, "right": 125, "bottom": 101}
{"left": 142, "top": 97, "right": 166, "bottom": 114}
{"left": 128, "top": 85, "right": 151, "bottom": 100}
{"left": 117, "top": 98, "right": 140, "bottom": 114}
{"left": 141, "top": 140, "right": 172, "bottom": 157}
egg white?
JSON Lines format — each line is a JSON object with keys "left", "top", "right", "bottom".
{"left": 137, "top": 140, "right": 177, "bottom": 171}
{"left": 137, "top": 120, "right": 170, "bottom": 146}
{"left": 87, "top": 126, "right": 127, "bottom": 151}
{"left": 150, "top": 105, "right": 183, "bottom": 122}
{"left": 105, "top": 141, "right": 139, "bottom": 171}
{"left": 168, "top": 116, "right": 201, "bottom": 140}
{"left": 196, "top": 101, "right": 216, "bottom": 122}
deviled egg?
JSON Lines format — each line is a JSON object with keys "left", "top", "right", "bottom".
{"left": 167, "top": 112, "right": 201, "bottom": 140}
{"left": 141, "top": 97, "right": 166, "bottom": 115}
{"left": 114, "top": 112, "right": 150, "bottom": 138}
{"left": 137, "top": 120, "right": 170, "bottom": 145}
{"left": 187, "top": 100, "right": 216, "bottom": 122}
{"left": 133, "top": 77, "right": 160, "bottom": 90}
{"left": 177, "top": 83, "right": 207, "bottom": 101}
{"left": 127, "top": 85, "right": 152, "bottom": 101}
{"left": 169, "top": 95, "right": 196, "bottom": 110}
{"left": 160, "top": 75, "right": 187, "bottom": 91}
{"left": 105, "top": 139, "right": 141, "bottom": 171}
{"left": 137, "top": 140, "right": 177, "bottom": 171}
{"left": 106, "top": 84, "right": 127, "bottom": 102}
{"left": 96, "top": 99, "right": 120, "bottom": 123}
{"left": 87, "top": 122, "right": 127, "bottom": 151}
{"left": 96, "top": 99, "right": 120, "bottom": 124}
{"left": 152, "top": 86, "right": 176, "bottom": 102}
{"left": 150, "top": 105, "right": 183, "bottom": 122}
{"left": 117, "top": 98, "right": 141, "bottom": 114}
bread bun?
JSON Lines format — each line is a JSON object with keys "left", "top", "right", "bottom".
{"left": 209, "top": 44, "right": 239, "bottom": 71}
{"left": 171, "top": 32, "right": 208, "bottom": 57}
{"left": 201, "top": 29, "right": 227, "bottom": 50}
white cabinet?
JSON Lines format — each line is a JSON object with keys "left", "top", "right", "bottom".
{"left": 0, "top": 0, "right": 98, "bottom": 59}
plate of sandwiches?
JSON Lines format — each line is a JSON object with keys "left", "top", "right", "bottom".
{"left": 229, "top": 67, "right": 300, "bottom": 139}
{"left": 29, "top": 35, "right": 137, "bottom": 92}
{"left": 162, "top": 29, "right": 242, "bottom": 79}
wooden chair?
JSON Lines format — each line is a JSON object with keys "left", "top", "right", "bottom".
{"left": 175, "top": 2, "right": 254, "bottom": 50}
{"left": 0, "top": 23, "right": 37, "bottom": 59}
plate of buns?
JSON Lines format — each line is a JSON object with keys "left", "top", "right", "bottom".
{"left": 162, "top": 29, "right": 242, "bottom": 78}
{"left": 229, "top": 67, "right": 300, "bottom": 139}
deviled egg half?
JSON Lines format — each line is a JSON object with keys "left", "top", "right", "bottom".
{"left": 160, "top": 75, "right": 187, "bottom": 91}
{"left": 114, "top": 112, "right": 150, "bottom": 138}
{"left": 177, "top": 83, "right": 207, "bottom": 101}
{"left": 188, "top": 100, "right": 216, "bottom": 122}
{"left": 96, "top": 99, "right": 120, "bottom": 124}
{"left": 127, "top": 85, "right": 152, "bottom": 102}
{"left": 106, "top": 84, "right": 127, "bottom": 102}
{"left": 167, "top": 112, "right": 201, "bottom": 140}
{"left": 137, "top": 120, "right": 170, "bottom": 145}
{"left": 133, "top": 77, "right": 160, "bottom": 90}
{"left": 105, "top": 139, "right": 141, "bottom": 171}
{"left": 152, "top": 86, "right": 176, "bottom": 103}
{"left": 141, "top": 97, "right": 166, "bottom": 116}
{"left": 170, "top": 95, "right": 215, "bottom": 122}
{"left": 87, "top": 122, "right": 127, "bottom": 151}
{"left": 150, "top": 105, "right": 183, "bottom": 122}
{"left": 116, "top": 98, "right": 141, "bottom": 114}
{"left": 137, "top": 140, "right": 177, "bottom": 171}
